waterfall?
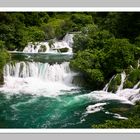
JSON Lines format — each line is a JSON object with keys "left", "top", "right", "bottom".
{"left": 23, "top": 33, "right": 74, "bottom": 54}
{"left": 4, "top": 62, "right": 72, "bottom": 82}
{"left": 117, "top": 71, "right": 126, "bottom": 91}
{"left": 133, "top": 81, "right": 140, "bottom": 89}
{"left": 103, "top": 75, "right": 115, "bottom": 92}
{"left": 2, "top": 61, "right": 77, "bottom": 96}
{"left": 115, "top": 71, "right": 140, "bottom": 103}
{"left": 101, "top": 71, "right": 140, "bottom": 104}
{"left": 63, "top": 33, "right": 74, "bottom": 47}
{"left": 2, "top": 60, "right": 140, "bottom": 103}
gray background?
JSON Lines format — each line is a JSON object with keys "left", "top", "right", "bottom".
{"left": 0, "top": 0, "right": 140, "bottom": 7}
{"left": 0, "top": 133, "right": 140, "bottom": 140}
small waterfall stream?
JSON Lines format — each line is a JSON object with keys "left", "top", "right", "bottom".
{"left": 23, "top": 33, "right": 73, "bottom": 54}
{"left": 102, "top": 71, "right": 140, "bottom": 103}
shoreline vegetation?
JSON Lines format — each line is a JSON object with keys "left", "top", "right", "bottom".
{"left": 0, "top": 12, "right": 140, "bottom": 128}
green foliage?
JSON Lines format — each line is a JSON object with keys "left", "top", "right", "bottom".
{"left": 93, "top": 102, "right": 140, "bottom": 128}
{"left": 0, "top": 40, "right": 4, "bottom": 49}
{"left": 0, "top": 41, "right": 10, "bottom": 84}
{"left": 93, "top": 116, "right": 140, "bottom": 128}
{"left": 124, "top": 80, "right": 134, "bottom": 88}
{"left": 23, "top": 12, "right": 49, "bottom": 26}
{"left": 0, "top": 12, "right": 74, "bottom": 51}
{"left": 0, "top": 44, "right": 10, "bottom": 70}
{"left": 86, "top": 69, "right": 104, "bottom": 84}
{"left": 73, "top": 34, "right": 93, "bottom": 52}
{"left": 70, "top": 13, "right": 93, "bottom": 31}
{"left": 98, "top": 12, "right": 140, "bottom": 42}
{"left": 73, "top": 24, "right": 114, "bottom": 53}
{"left": 41, "top": 18, "right": 73, "bottom": 40}
{"left": 128, "top": 69, "right": 140, "bottom": 85}
{"left": 70, "top": 49, "right": 105, "bottom": 89}
{"left": 104, "top": 38, "right": 135, "bottom": 74}
{"left": 71, "top": 24, "right": 138, "bottom": 89}
{"left": 28, "top": 26, "right": 45, "bottom": 42}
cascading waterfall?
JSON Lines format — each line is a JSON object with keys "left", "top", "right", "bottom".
{"left": 115, "top": 71, "right": 140, "bottom": 103}
{"left": 2, "top": 61, "right": 140, "bottom": 102}
{"left": 86, "top": 71, "right": 140, "bottom": 114}
{"left": 101, "top": 71, "right": 140, "bottom": 104}
{"left": 2, "top": 61, "right": 77, "bottom": 96}
{"left": 103, "top": 75, "right": 115, "bottom": 92}
{"left": 117, "top": 71, "right": 126, "bottom": 91}
{"left": 133, "top": 81, "right": 140, "bottom": 89}
{"left": 23, "top": 33, "right": 73, "bottom": 54}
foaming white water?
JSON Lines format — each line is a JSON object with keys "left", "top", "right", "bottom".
{"left": 115, "top": 71, "right": 140, "bottom": 103}
{"left": 133, "top": 81, "right": 140, "bottom": 89}
{"left": 23, "top": 33, "right": 73, "bottom": 54}
{"left": 117, "top": 71, "right": 126, "bottom": 91}
{"left": 102, "top": 71, "right": 140, "bottom": 104}
{"left": 0, "top": 62, "right": 77, "bottom": 96}
{"left": 84, "top": 91, "right": 134, "bottom": 105}
{"left": 86, "top": 102, "right": 128, "bottom": 119}
{"left": 105, "top": 111, "right": 128, "bottom": 120}
{"left": 116, "top": 88, "right": 140, "bottom": 103}
{"left": 75, "top": 90, "right": 133, "bottom": 105}
{"left": 86, "top": 103, "right": 107, "bottom": 114}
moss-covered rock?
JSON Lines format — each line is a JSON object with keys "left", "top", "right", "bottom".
{"left": 72, "top": 74, "right": 86, "bottom": 87}
{"left": 38, "top": 45, "right": 47, "bottom": 52}
{"left": 53, "top": 47, "right": 69, "bottom": 53}
{"left": 128, "top": 69, "right": 140, "bottom": 85}
{"left": 59, "top": 48, "right": 69, "bottom": 53}
{"left": 124, "top": 80, "right": 134, "bottom": 88}
{"left": 123, "top": 68, "right": 140, "bottom": 88}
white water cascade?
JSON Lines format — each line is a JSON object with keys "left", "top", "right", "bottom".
{"left": 103, "top": 75, "right": 115, "bottom": 92}
{"left": 102, "top": 71, "right": 140, "bottom": 103}
{"left": 115, "top": 71, "right": 140, "bottom": 103}
{"left": 1, "top": 61, "right": 77, "bottom": 96}
{"left": 1, "top": 60, "right": 139, "bottom": 105}
{"left": 23, "top": 33, "right": 74, "bottom": 54}
{"left": 117, "top": 71, "right": 126, "bottom": 91}
{"left": 84, "top": 73, "right": 140, "bottom": 116}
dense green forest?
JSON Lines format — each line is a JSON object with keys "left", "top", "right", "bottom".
{"left": 0, "top": 12, "right": 140, "bottom": 128}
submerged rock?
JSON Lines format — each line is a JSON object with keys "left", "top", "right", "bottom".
{"left": 52, "top": 47, "right": 69, "bottom": 53}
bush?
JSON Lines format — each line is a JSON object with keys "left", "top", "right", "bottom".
{"left": 28, "top": 26, "right": 45, "bottom": 42}
{"left": 0, "top": 41, "right": 10, "bottom": 85}
{"left": 70, "top": 49, "right": 105, "bottom": 89}
{"left": 128, "top": 69, "right": 140, "bottom": 85}
{"left": 70, "top": 25, "right": 137, "bottom": 90}
{"left": 71, "top": 13, "right": 93, "bottom": 30}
